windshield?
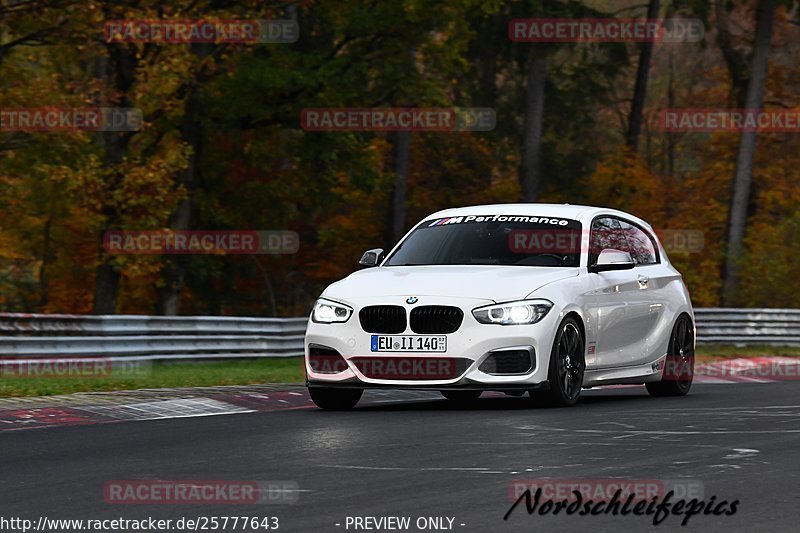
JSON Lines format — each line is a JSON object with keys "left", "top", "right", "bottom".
{"left": 384, "top": 214, "right": 582, "bottom": 267}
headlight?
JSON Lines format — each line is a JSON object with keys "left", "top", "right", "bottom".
{"left": 312, "top": 299, "right": 353, "bottom": 324}
{"left": 472, "top": 299, "right": 553, "bottom": 325}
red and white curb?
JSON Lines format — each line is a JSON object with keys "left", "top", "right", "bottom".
{"left": 695, "top": 356, "right": 800, "bottom": 383}
{"left": 0, "top": 389, "right": 316, "bottom": 432}
{"left": 0, "top": 357, "right": 796, "bottom": 432}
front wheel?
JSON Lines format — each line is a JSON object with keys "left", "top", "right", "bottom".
{"left": 537, "top": 317, "right": 585, "bottom": 407}
{"left": 646, "top": 315, "right": 694, "bottom": 397}
{"left": 308, "top": 387, "right": 363, "bottom": 410}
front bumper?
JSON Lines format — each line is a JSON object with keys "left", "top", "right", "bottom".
{"left": 304, "top": 295, "right": 561, "bottom": 390}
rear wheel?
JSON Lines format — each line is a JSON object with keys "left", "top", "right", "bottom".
{"left": 646, "top": 315, "right": 694, "bottom": 397}
{"left": 537, "top": 317, "right": 585, "bottom": 407}
{"left": 440, "top": 390, "right": 482, "bottom": 403}
{"left": 308, "top": 387, "right": 363, "bottom": 410}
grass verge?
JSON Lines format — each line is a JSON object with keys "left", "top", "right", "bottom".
{"left": 695, "top": 344, "right": 800, "bottom": 362}
{"left": 0, "top": 357, "right": 305, "bottom": 398}
{"left": 1, "top": 346, "right": 799, "bottom": 398}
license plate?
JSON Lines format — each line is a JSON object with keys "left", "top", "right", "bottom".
{"left": 370, "top": 335, "right": 447, "bottom": 352}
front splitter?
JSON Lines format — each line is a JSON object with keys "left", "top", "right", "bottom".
{"left": 306, "top": 377, "right": 550, "bottom": 392}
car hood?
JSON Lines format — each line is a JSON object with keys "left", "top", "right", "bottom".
{"left": 322, "top": 265, "right": 579, "bottom": 304}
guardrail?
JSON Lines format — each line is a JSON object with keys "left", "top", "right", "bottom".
{"left": 0, "top": 314, "right": 308, "bottom": 361}
{"left": 694, "top": 308, "right": 800, "bottom": 346}
{"left": 0, "top": 308, "right": 797, "bottom": 362}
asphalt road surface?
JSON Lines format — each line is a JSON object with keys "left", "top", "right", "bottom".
{"left": 2, "top": 382, "right": 799, "bottom": 533}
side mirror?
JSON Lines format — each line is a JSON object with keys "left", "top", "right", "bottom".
{"left": 359, "top": 248, "right": 385, "bottom": 268}
{"left": 589, "top": 249, "right": 635, "bottom": 273}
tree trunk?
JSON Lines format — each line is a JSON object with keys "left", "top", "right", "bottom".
{"left": 92, "top": 262, "right": 120, "bottom": 314}
{"left": 626, "top": 0, "right": 659, "bottom": 152}
{"left": 519, "top": 47, "right": 546, "bottom": 202}
{"left": 156, "top": 43, "right": 211, "bottom": 315}
{"left": 154, "top": 197, "right": 192, "bottom": 315}
{"left": 389, "top": 130, "right": 410, "bottom": 243}
{"left": 715, "top": 0, "right": 751, "bottom": 108}
{"left": 37, "top": 212, "right": 53, "bottom": 308}
{"left": 91, "top": 46, "right": 136, "bottom": 314}
{"left": 721, "top": 0, "right": 776, "bottom": 306}
{"left": 250, "top": 256, "right": 277, "bottom": 316}
{"left": 666, "top": 47, "right": 676, "bottom": 179}
{"left": 478, "top": 14, "right": 498, "bottom": 107}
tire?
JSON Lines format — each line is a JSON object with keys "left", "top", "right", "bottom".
{"left": 538, "top": 317, "right": 585, "bottom": 407}
{"left": 308, "top": 387, "right": 363, "bottom": 410}
{"left": 440, "top": 390, "right": 482, "bottom": 402}
{"left": 646, "top": 315, "right": 694, "bottom": 397}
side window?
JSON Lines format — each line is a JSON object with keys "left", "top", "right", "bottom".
{"left": 618, "top": 219, "right": 658, "bottom": 265}
{"left": 589, "top": 217, "right": 626, "bottom": 265}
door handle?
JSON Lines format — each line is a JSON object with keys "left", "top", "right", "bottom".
{"left": 637, "top": 275, "right": 649, "bottom": 288}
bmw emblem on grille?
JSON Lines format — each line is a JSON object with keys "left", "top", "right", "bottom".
{"left": 406, "top": 296, "right": 418, "bottom": 304}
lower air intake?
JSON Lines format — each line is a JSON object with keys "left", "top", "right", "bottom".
{"left": 479, "top": 349, "right": 534, "bottom": 375}
{"left": 308, "top": 346, "right": 348, "bottom": 374}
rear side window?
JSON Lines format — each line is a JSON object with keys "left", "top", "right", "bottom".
{"left": 617, "top": 219, "right": 659, "bottom": 265}
{"left": 590, "top": 216, "right": 660, "bottom": 266}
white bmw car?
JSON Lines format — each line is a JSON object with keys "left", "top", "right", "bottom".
{"left": 304, "top": 204, "right": 695, "bottom": 409}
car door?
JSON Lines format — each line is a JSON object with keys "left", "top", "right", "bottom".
{"left": 585, "top": 217, "right": 642, "bottom": 368}
{"left": 616, "top": 218, "right": 674, "bottom": 367}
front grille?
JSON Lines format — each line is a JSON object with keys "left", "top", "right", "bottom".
{"left": 359, "top": 305, "right": 406, "bottom": 334}
{"left": 410, "top": 306, "right": 463, "bottom": 334}
{"left": 351, "top": 356, "right": 472, "bottom": 380}
{"left": 479, "top": 349, "right": 534, "bottom": 375}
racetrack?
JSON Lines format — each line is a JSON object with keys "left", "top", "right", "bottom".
{"left": 2, "top": 382, "right": 799, "bottom": 533}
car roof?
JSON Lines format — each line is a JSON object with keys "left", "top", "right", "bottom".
{"left": 426, "top": 203, "right": 644, "bottom": 224}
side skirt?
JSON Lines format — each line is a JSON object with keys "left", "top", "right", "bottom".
{"left": 582, "top": 354, "right": 668, "bottom": 387}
